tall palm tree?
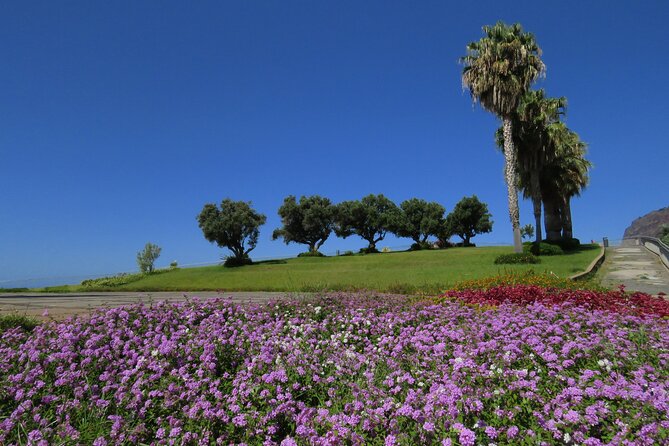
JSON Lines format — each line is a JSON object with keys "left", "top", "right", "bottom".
{"left": 540, "top": 128, "right": 590, "bottom": 240}
{"left": 496, "top": 90, "right": 566, "bottom": 242}
{"left": 462, "top": 22, "right": 545, "bottom": 252}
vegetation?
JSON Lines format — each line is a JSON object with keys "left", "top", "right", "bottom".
{"left": 523, "top": 241, "right": 564, "bottom": 256}
{"left": 272, "top": 195, "right": 336, "bottom": 255}
{"left": 393, "top": 198, "right": 445, "bottom": 249}
{"left": 197, "top": 199, "right": 267, "bottom": 266}
{"left": 59, "top": 245, "right": 602, "bottom": 294}
{"left": 494, "top": 252, "right": 540, "bottom": 264}
{"left": 461, "top": 21, "right": 545, "bottom": 252}
{"left": 444, "top": 195, "right": 493, "bottom": 246}
{"left": 136, "top": 242, "right": 161, "bottom": 273}
{"left": 520, "top": 223, "right": 534, "bottom": 240}
{"left": 450, "top": 270, "right": 605, "bottom": 291}
{"left": 334, "top": 194, "right": 399, "bottom": 253}
{"left": 0, "top": 313, "right": 39, "bottom": 333}
{"left": 662, "top": 225, "right": 669, "bottom": 245}
{"left": 3, "top": 291, "right": 668, "bottom": 444}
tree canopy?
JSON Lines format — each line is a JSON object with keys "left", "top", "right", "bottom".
{"left": 462, "top": 21, "right": 545, "bottom": 253}
{"left": 393, "top": 198, "right": 445, "bottom": 247}
{"left": 136, "top": 242, "right": 161, "bottom": 273}
{"left": 197, "top": 199, "right": 267, "bottom": 264}
{"left": 334, "top": 194, "right": 399, "bottom": 252}
{"left": 445, "top": 196, "right": 493, "bottom": 246}
{"left": 272, "top": 195, "right": 336, "bottom": 254}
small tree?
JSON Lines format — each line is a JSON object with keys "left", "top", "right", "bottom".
{"left": 445, "top": 195, "right": 493, "bottom": 246}
{"left": 393, "top": 198, "right": 445, "bottom": 249}
{"left": 136, "top": 242, "right": 162, "bottom": 273}
{"left": 334, "top": 194, "right": 399, "bottom": 253}
{"left": 197, "top": 199, "right": 267, "bottom": 266}
{"left": 661, "top": 225, "right": 669, "bottom": 245}
{"left": 520, "top": 224, "right": 535, "bottom": 240}
{"left": 272, "top": 195, "right": 335, "bottom": 254}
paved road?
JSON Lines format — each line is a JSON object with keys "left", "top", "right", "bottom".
{"left": 0, "top": 291, "right": 305, "bottom": 320}
{"left": 600, "top": 240, "right": 669, "bottom": 295}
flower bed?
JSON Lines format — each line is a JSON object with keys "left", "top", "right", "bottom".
{"left": 1, "top": 291, "right": 668, "bottom": 445}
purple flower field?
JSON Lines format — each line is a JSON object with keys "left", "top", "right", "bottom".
{"left": 1, "top": 293, "right": 668, "bottom": 445}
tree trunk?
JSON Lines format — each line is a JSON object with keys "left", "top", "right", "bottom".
{"left": 542, "top": 196, "right": 562, "bottom": 241}
{"left": 531, "top": 170, "right": 543, "bottom": 243}
{"left": 503, "top": 117, "right": 523, "bottom": 253}
{"left": 561, "top": 197, "right": 573, "bottom": 239}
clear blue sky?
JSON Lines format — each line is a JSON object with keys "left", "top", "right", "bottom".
{"left": 1, "top": 1, "right": 667, "bottom": 287}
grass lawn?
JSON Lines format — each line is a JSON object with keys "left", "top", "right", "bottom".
{"left": 40, "top": 244, "right": 602, "bottom": 294}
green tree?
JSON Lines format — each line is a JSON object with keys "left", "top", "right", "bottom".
{"left": 520, "top": 224, "right": 535, "bottom": 240}
{"left": 496, "top": 89, "right": 566, "bottom": 242}
{"left": 540, "top": 127, "right": 591, "bottom": 240}
{"left": 197, "top": 199, "right": 267, "bottom": 265}
{"left": 334, "top": 194, "right": 399, "bottom": 253}
{"left": 136, "top": 242, "right": 161, "bottom": 273}
{"left": 660, "top": 225, "right": 669, "bottom": 245}
{"left": 393, "top": 198, "right": 445, "bottom": 248}
{"left": 272, "top": 195, "right": 336, "bottom": 254}
{"left": 462, "top": 21, "right": 545, "bottom": 252}
{"left": 445, "top": 195, "right": 493, "bottom": 246}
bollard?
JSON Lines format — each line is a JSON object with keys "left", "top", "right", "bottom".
{"left": 603, "top": 237, "right": 609, "bottom": 247}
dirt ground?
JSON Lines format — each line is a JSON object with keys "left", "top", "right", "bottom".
{"left": 0, "top": 291, "right": 302, "bottom": 320}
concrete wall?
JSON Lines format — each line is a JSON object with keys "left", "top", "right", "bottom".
{"left": 643, "top": 240, "right": 669, "bottom": 270}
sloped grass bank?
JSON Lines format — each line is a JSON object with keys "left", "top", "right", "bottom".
{"left": 42, "top": 245, "right": 601, "bottom": 294}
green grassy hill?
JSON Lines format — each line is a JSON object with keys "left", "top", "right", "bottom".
{"left": 43, "top": 245, "right": 601, "bottom": 294}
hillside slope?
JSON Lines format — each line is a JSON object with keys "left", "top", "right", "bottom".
{"left": 623, "top": 206, "right": 669, "bottom": 238}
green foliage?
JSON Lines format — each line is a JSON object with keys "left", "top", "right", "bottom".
{"left": 339, "top": 250, "right": 355, "bottom": 256}
{"left": 136, "top": 242, "right": 162, "bottom": 273}
{"left": 660, "top": 225, "right": 669, "bottom": 245}
{"left": 461, "top": 21, "right": 545, "bottom": 118}
{"left": 170, "top": 261, "right": 178, "bottom": 269}
{"left": 358, "top": 247, "right": 379, "bottom": 254}
{"left": 223, "top": 256, "right": 253, "bottom": 267}
{"left": 297, "top": 251, "right": 325, "bottom": 258}
{"left": 392, "top": 198, "right": 445, "bottom": 245}
{"left": 0, "top": 314, "right": 40, "bottom": 333}
{"left": 272, "top": 195, "right": 336, "bottom": 253}
{"left": 197, "top": 199, "right": 267, "bottom": 262}
{"left": 520, "top": 224, "right": 535, "bottom": 240}
{"left": 409, "top": 241, "right": 434, "bottom": 251}
{"left": 494, "top": 252, "right": 541, "bottom": 264}
{"left": 523, "top": 242, "right": 564, "bottom": 256}
{"left": 444, "top": 195, "right": 493, "bottom": 246}
{"left": 550, "top": 237, "right": 581, "bottom": 251}
{"left": 334, "top": 194, "right": 399, "bottom": 252}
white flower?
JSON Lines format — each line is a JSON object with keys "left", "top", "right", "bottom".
{"left": 418, "top": 381, "right": 425, "bottom": 387}
{"left": 454, "top": 357, "right": 464, "bottom": 364}
{"left": 151, "top": 349, "right": 159, "bottom": 357}
{"left": 563, "top": 432, "right": 571, "bottom": 443}
{"left": 314, "top": 306, "right": 322, "bottom": 314}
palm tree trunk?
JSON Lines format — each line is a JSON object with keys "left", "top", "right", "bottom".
{"left": 503, "top": 117, "right": 523, "bottom": 253}
{"left": 531, "top": 171, "right": 542, "bottom": 243}
{"left": 561, "top": 197, "right": 573, "bottom": 239}
{"left": 542, "top": 196, "right": 562, "bottom": 241}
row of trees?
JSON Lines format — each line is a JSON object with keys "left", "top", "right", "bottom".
{"left": 462, "top": 22, "right": 591, "bottom": 250}
{"left": 197, "top": 195, "right": 493, "bottom": 264}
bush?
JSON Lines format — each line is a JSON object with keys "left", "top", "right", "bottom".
{"left": 359, "top": 247, "right": 379, "bottom": 254}
{"left": 523, "top": 242, "right": 564, "bottom": 256}
{"left": 552, "top": 238, "right": 581, "bottom": 251}
{"left": 338, "top": 250, "right": 355, "bottom": 256}
{"left": 409, "top": 241, "right": 433, "bottom": 251}
{"left": 381, "top": 247, "right": 392, "bottom": 253}
{"left": 170, "top": 261, "right": 178, "bottom": 269}
{"left": 0, "top": 314, "right": 40, "bottom": 333}
{"left": 223, "top": 256, "right": 253, "bottom": 267}
{"left": 297, "top": 251, "right": 325, "bottom": 258}
{"left": 454, "top": 242, "right": 476, "bottom": 248}
{"left": 494, "top": 253, "right": 541, "bottom": 264}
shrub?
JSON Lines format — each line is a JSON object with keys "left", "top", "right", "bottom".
{"left": 0, "top": 314, "right": 39, "bottom": 333}
{"left": 338, "top": 250, "right": 355, "bottom": 256}
{"left": 223, "top": 256, "right": 253, "bottom": 267}
{"left": 358, "top": 247, "right": 379, "bottom": 254}
{"left": 381, "top": 247, "right": 392, "bottom": 253}
{"left": 523, "top": 242, "right": 564, "bottom": 256}
{"left": 137, "top": 242, "right": 162, "bottom": 273}
{"left": 552, "top": 237, "right": 581, "bottom": 251}
{"left": 170, "top": 261, "right": 178, "bottom": 269}
{"left": 409, "top": 241, "right": 433, "bottom": 251}
{"left": 452, "top": 271, "right": 605, "bottom": 291}
{"left": 494, "top": 253, "right": 540, "bottom": 264}
{"left": 297, "top": 251, "right": 325, "bottom": 258}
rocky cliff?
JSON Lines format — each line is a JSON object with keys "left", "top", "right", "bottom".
{"left": 623, "top": 206, "right": 669, "bottom": 239}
